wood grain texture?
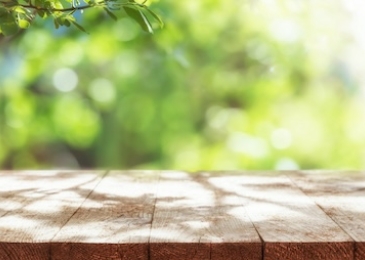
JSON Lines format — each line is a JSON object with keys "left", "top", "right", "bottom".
{"left": 0, "top": 170, "right": 104, "bottom": 260}
{"left": 264, "top": 242, "right": 353, "bottom": 260}
{"left": 51, "top": 170, "right": 158, "bottom": 260}
{"left": 356, "top": 243, "right": 365, "bottom": 260}
{"left": 150, "top": 171, "right": 261, "bottom": 260}
{"left": 0, "top": 243, "right": 49, "bottom": 260}
{"left": 1, "top": 170, "right": 364, "bottom": 260}
{"left": 208, "top": 172, "right": 354, "bottom": 260}
{"left": 51, "top": 243, "right": 145, "bottom": 260}
{"left": 289, "top": 171, "right": 365, "bottom": 260}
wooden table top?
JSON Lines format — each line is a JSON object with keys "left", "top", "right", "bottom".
{"left": 0, "top": 170, "right": 364, "bottom": 260}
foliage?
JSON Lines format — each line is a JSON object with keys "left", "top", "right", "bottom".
{"left": 0, "top": 0, "right": 162, "bottom": 35}
{"left": 1, "top": 0, "right": 365, "bottom": 170}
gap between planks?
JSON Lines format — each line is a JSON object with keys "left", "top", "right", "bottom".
{"left": 0, "top": 170, "right": 364, "bottom": 260}
{"left": 0, "top": 170, "right": 107, "bottom": 260}
{"left": 287, "top": 171, "right": 365, "bottom": 260}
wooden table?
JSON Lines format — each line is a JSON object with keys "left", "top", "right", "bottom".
{"left": 0, "top": 170, "right": 364, "bottom": 260}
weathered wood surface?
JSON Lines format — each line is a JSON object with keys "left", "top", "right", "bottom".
{"left": 207, "top": 172, "right": 355, "bottom": 260}
{"left": 0, "top": 170, "right": 104, "bottom": 260}
{"left": 0, "top": 170, "right": 364, "bottom": 260}
{"left": 149, "top": 171, "right": 261, "bottom": 260}
{"left": 51, "top": 170, "right": 158, "bottom": 260}
{"left": 289, "top": 171, "right": 365, "bottom": 260}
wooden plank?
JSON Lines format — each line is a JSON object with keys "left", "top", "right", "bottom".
{"left": 207, "top": 172, "right": 354, "bottom": 260}
{"left": 1, "top": 170, "right": 363, "bottom": 260}
{"left": 0, "top": 170, "right": 104, "bottom": 260}
{"left": 149, "top": 171, "right": 261, "bottom": 260}
{"left": 289, "top": 171, "right": 365, "bottom": 260}
{"left": 51, "top": 170, "right": 159, "bottom": 260}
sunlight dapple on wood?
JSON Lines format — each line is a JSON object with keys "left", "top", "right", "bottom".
{"left": 0, "top": 170, "right": 364, "bottom": 260}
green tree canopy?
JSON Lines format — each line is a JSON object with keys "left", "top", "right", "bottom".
{"left": 0, "top": 0, "right": 162, "bottom": 35}
{"left": 1, "top": 0, "right": 365, "bottom": 170}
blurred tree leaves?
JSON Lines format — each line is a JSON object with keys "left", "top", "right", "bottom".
{"left": 1, "top": 0, "right": 365, "bottom": 170}
{"left": 0, "top": 0, "right": 162, "bottom": 35}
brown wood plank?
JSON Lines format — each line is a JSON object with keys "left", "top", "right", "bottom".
{"left": 207, "top": 172, "right": 354, "bottom": 260}
{"left": 0, "top": 170, "right": 105, "bottom": 260}
{"left": 289, "top": 171, "right": 365, "bottom": 260}
{"left": 149, "top": 171, "right": 262, "bottom": 260}
{"left": 1, "top": 170, "right": 363, "bottom": 260}
{"left": 51, "top": 170, "right": 159, "bottom": 260}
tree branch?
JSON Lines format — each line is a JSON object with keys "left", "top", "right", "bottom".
{"left": 0, "top": 1, "right": 146, "bottom": 13}
{"left": 18, "top": 4, "right": 94, "bottom": 12}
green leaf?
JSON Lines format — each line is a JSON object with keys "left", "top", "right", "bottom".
{"left": 13, "top": 7, "right": 26, "bottom": 14}
{"left": 0, "top": 0, "right": 17, "bottom": 8}
{"left": 53, "top": 18, "right": 59, "bottom": 29}
{"left": 0, "top": 7, "right": 7, "bottom": 16}
{"left": 0, "top": 10, "right": 18, "bottom": 36}
{"left": 144, "top": 8, "right": 163, "bottom": 28}
{"left": 15, "top": 8, "right": 31, "bottom": 29}
{"left": 37, "top": 9, "right": 46, "bottom": 18}
{"left": 17, "top": 16, "right": 31, "bottom": 29}
{"left": 18, "top": 19, "right": 30, "bottom": 29}
{"left": 104, "top": 7, "right": 117, "bottom": 21}
{"left": 63, "top": 19, "right": 71, "bottom": 27}
{"left": 71, "top": 20, "right": 88, "bottom": 33}
{"left": 123, "top": 6, "right": 153, "bottom": 33}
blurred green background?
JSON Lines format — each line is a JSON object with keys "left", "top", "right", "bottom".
{"left": 1, "top": 0, "right": 365, "bottom": 170}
